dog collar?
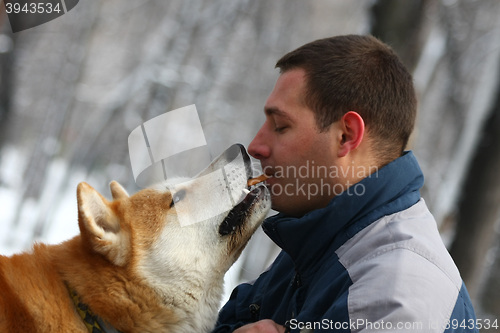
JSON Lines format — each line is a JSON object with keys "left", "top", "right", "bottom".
{"left": 67, "top": 284, "right": 123, "bottom": 333}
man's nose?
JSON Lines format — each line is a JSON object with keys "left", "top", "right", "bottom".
{"left": 248, "top": 124, "right": 271, "bottom": 160}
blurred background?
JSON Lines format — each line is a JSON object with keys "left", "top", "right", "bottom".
{"left": 1, "top": 0, "right": 500, "bottom": 328}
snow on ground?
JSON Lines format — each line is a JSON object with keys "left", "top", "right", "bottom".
{"left": 0, "top": 145, "right": 87, "bottom": 255}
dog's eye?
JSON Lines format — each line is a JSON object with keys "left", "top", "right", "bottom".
{"left": 170, "top": 190, "right": 186, "bottom": 207}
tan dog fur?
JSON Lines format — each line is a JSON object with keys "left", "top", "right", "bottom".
{"left": 0, "top": 179, "right": 270, "bottom": 332}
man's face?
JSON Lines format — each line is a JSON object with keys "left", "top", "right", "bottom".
{"left": 248, "top": 69, "right": 342, "bottom": 217}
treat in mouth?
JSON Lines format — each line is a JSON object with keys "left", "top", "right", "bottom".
{"left": 247, "top": 174, "right": 271, "bottom": 187}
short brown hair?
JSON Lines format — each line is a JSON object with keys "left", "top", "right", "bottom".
{"left": 276, "top": 35, "right": 417, "bottom": 163}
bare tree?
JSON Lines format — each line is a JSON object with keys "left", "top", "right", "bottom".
{"left": 371, "top": 0, "right": 500, "bottom": 316}
{"left": 450, "top": 84, "right": 500, "bottom": 304}
{"left": 0, "top": 15, "right": 14, "bottom": 148}
{"left": 370, "top": 0, "right": 436, "bottom": 72}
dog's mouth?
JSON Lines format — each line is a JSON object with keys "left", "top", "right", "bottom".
{"left": 218, "top": 184, "right": 267, "bottom": 236}
{"left": 188, "top": 143, "right": 269, "bottom": 236}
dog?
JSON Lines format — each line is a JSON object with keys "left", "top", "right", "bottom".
{"left": 0, "top": 144, "right": 271, "bottom": 332}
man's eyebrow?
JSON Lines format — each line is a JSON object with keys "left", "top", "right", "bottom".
{"left": 264, "top": 107, "right": 293, "bottom": 120}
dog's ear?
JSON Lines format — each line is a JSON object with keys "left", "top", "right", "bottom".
{"left": 77, "top": 182, "right": 130, "bottom": 266}
{"left": 109, "top": 180, "right": 129, "bottom": 200}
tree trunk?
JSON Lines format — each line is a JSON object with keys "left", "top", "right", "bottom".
{"left": 370, "top": 0, "right": 436, "bottom": 72}
{"left": 479, "top": 237, "right": 500, "bottom": 325}
{"left": 0, "top": 19, "right": 14, "bottom": 147}
{"left": 450, "top": 85, "right": 500, "bottom": 300}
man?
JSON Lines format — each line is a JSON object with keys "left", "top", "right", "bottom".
{"left": 212, "top": 35, "right": 478, "bottom": 332}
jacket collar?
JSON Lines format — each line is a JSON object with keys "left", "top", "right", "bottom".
{"left": 262, "top": 151, "right": 424, "bottom": 275}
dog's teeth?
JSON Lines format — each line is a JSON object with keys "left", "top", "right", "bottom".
{"left": 242, "top": 188, "right": 250, "bottom": 195}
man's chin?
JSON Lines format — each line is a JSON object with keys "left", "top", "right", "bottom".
{"left": 270, "top": 197, "right": 306, "bottom": 217}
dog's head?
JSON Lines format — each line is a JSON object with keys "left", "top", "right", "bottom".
{"left": 76, "top": 144, "right": 270, "bottom": 299}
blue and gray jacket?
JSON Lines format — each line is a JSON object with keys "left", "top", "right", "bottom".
{"left": 212, "top": 152, "right": 478, "bottom": 332}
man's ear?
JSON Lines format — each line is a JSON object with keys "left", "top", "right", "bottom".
{"left": 77, "top": 182, "right": 129, "bottom": 266}
{"left": 338, "top": 111, "right": 365, "bottom": 157}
